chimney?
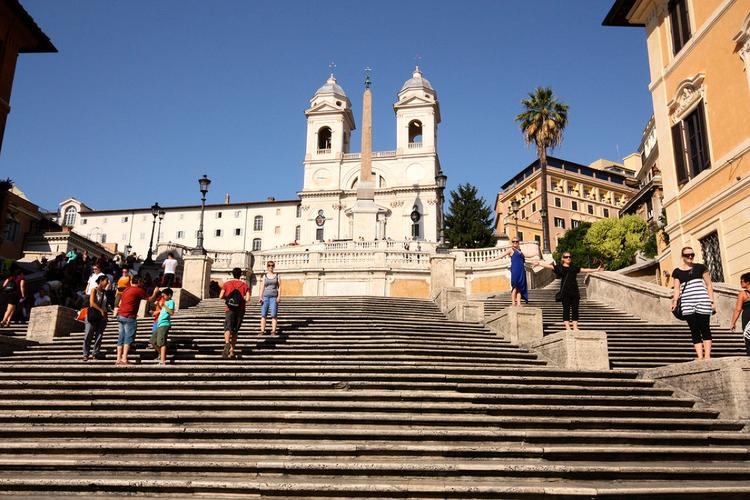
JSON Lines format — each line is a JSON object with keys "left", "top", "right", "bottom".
{"left": 225, "top": 193, "right": 230, "bottom": 205}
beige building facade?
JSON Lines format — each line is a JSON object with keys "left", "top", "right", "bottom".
{"left": 605, "top": 0, "right": 750, "bottom": 284}
{"left": 495, "top": 157, "right": 636, "bottom": 251}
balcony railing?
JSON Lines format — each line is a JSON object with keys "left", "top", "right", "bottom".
{"left": 408, "top": 142, "right": 423, "bottom": 149}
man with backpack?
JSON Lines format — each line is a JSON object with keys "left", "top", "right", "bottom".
{"left": 218, "top": 267, "right": 251, "bottom": 359}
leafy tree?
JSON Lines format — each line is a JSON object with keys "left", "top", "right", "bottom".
{"left": 515, "top": 87, "right": 569, "bottom": 254}
{"left": 444, "top": 183, "right": 497, "bottom": 248}
{"left": 583, "top": 215, "right": 649, "bottom": 270}
{"left": 553, "top": 222, "right": 597, "bottom": 269}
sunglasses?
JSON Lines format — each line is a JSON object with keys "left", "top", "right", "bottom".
{"left": 562, "top": 255, "right": 571, "bottom": 259}
{"left": 511, "top": 240, "right": 519, "bottom": 243}
{"left": 267, "top": 264, "right": 275, "bottom": 267}
{"left": 682, "top": 253, "right": 695, "bottom": 258}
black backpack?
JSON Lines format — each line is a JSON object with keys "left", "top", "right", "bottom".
{"left": 225, "top": 286, "right": 244, "bottom": 309}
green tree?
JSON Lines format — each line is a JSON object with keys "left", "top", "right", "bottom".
{"left": 515, "top": 87, "right": 569, "bottom": 254}
{"left": 444, "top": 183, "right": 497, "bottom": 249}
{"left": 583, "top": 215, "right": 649, "bottom": 270}
{"left": 553, "top": 222, "right": 597, "bottom": 269}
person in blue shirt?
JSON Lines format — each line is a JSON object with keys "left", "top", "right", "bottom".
{"left": 150, "top": 287, "right": 174, "bottom": 366}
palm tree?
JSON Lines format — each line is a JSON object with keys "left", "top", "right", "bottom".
{"left": 515, "top": 87, "right": 569, "bottom": 254}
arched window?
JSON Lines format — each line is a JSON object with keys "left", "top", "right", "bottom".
{"left": 252, "top": 238, "right": 262, "bottom": 251}
{"left": 317, "top": 126, "right": 332, "bottom": 152}
{"left": 253, "top": 215, "right": 263, "bottom": 231}
{"left": 408, "top": 120, "right": 423, "bottom": 144}
{"left": 410, "top": 205, "right": 421, "bottom": 239}
{"left": 63, "top": 206, "right": 77, "bottom": 226}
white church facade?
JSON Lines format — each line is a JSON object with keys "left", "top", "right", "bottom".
{"left": 57, "top": 68, "right": 445, "bottom": 258}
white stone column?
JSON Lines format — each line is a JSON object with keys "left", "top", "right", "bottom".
{"left": 430, "top": 254, "right": 456, "bottom": 296}
{"left": 531, "top": 330, "right": 610, "bottom": 371}
{"left": 182, "top": 255, "right": 213, "bottom": 300}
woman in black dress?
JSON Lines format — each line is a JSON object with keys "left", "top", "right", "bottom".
{"left": 730, "top": 272, "right": 750, "bottom": 356}
{"left": 538, "top": 253, "right": 603, "bottom": 331}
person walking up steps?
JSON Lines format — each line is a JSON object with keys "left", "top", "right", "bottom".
{"left": 114, "top": 275, "right": 160, "bottom": 365}
{"left": 82, "top": 275, "right": 109, "bottom": 361}
{"left": 671, "top": 246, "right": 716, "bottom": 360}
{"left": 537, "top": 253, "right": 604, "bottom": 331}
{"left": 219, "top": 267, "right": 250, "bottom": 359}
{"left": 161, "top": 253, "right": 178, "bottom": 288}
{"left": 258, "top": 261, "right": 281, "bottom": 336}
{"left": 150, "top": 288, "right": 174, "bottom": 366}
{"left": 729, "top": 273, "right": 750, "bottom": 356}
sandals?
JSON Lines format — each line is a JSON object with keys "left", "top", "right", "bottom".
{"left": 222, "top": 343, "right": 231, "bottom": 359}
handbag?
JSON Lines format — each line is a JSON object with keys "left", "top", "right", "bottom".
{"left": 87, "top": 307, "right": 103, "bottom": 325}
{"left": 555, "top": 270, "right": 569, "bottom": 302}
{"left": 76, "top": 307, "right": 89, "bottom": 322}
{"left": 672, "top": 268, "right": 692, "bottom": 321}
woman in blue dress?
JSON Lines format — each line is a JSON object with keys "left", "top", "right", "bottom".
{"left": 503, "top": 238, "right": 528, "bottom": 306}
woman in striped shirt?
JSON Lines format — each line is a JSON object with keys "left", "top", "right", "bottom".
{"left": 671, "top": 246, "right": 716, "bottom": 360}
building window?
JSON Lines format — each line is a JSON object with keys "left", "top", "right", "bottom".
{"left": 234, "top": 228, "right": 242, "bottom": 236}
{"left": 410, "top": 205, "right": 421, "bottom": 239}
{"left": 295, "top": 225, "right": 301, "bottom": 241}
{"left": 316, "top": 227, "right": 324, "bottom": 241}
{"left": 121, "top": 216, "right": 128, "bottom": 223}
{"left": 571, "top": 201, "right": 578, "bottom": 211}
{"left": 554, "top": 217, "right": 566, "bottom": 229}
{"left": 317, "top": 126, "right": 332, "bottom": 152}
{"left": 139, "top": 232, "right": 146, "bottom": 240}
{"left": 215, "top": 229, "right": 222, "bottom": 237}
{"left": 521, "top": 209, "right": 526, "bottom": 219}
{"left": 531, "top": 202, "right": 536, "bottom": 213}
{"left": 254, "top": 215, "right": 263, "bottom": 231}
{"left": 408, "top": 120, "right": 423, "bottom": 144}
{"left": 554, "top": 197, "right": 561, "bottom": 208}
{"left": 571, "top": 219, "right": 581, "bottom": 228}
{"left": 274, "top": 226, "right": 281, "bottom": 235}
{"left": 81, "top": 219, "right": 88, "bottom": 225}
{"left": 121, "top": 232, "right": 127, "bottom": 241}
{"left": 699, "top": 231, "right": 724, "bottom": 282}
{"left": 534, "top": 235, "right": 541, "bottom": 244}
{"left": 275, "top": 208, "right": 281, "bottom": 216}
{"left": 252, "top": 238, "right": 262, "bottom": 251}
{"left": 4, "top": 218, "right": 19, "bottom": 242}
{"left": 234, "top": 210, "right": 241, "bottom": 218}
{"left": 176, "top": 231, "right": 184, "bottom": 239}
{"left": 603, "top": 208, "right": 610, "bottom": 218}
{"left": 296, "top": 205, "right": 302, "bottom": 218}
{"left": 63, "top": 206, "right": 77, "bottom": 226}
{"left": 669, "top": 0, "right": 691, "bottom": 55}
{"left": 587, "top": 204, "right": 594, "bottom": 215}
{"left": 215, "top": 212, "right": 222, "bottom": 219}
{"left": 179, "top": 214, "right": 184, "bottom": 220}
{"left": 101, "top": 234, "right": 107, "bottom": 243}
{"left": 517, "top": 231, "right": 524, "bottom": 241}
{"left": 672, "top": 101, "right": 711, "bottom": 186}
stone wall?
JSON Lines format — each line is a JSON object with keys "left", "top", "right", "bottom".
{"left": 587, "top": 271, "right": 740, "bottom": 328}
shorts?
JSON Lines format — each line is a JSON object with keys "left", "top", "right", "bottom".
{"left": 224, "top": 309, "right": 244, "bottom": 334}
{"left": 163, "top": 273, "right": 175, "bottom": 287}
{"left": 261, "top": 296, "right": 278, "bottom": 318}
{"left": 150, "top": 325, "right": 170, "bottom": 347}
{"left": 116, "top": 316, "right": 137, "bottom": 346}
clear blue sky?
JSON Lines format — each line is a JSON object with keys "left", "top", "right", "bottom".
{"left": 2, "top": 0, "right": 651, "bottom": 214}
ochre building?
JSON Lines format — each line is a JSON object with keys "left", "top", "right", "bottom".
{"left": 495, "top": 157, "right": 636, "bottom": 252}
{"left": 605, "top": 0, "right": 750, "bottom": 284}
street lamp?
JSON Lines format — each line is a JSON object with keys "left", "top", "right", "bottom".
{"left": 144, "top": 202, "right": 161, "bottom": 264}
{"left": 193, "top": 174, "right": 211, "bottom": 255}
{"left": 156, "top": 208, "right": 166, "bottom": 248}
{"left": 124, "top": 244, "right": 132, "bottom": 257}
{"left": 510, "top": 199, "right": 520, "bottom": 240}
{"left": 435, "top": 172, "right": 447, "bottom": 247}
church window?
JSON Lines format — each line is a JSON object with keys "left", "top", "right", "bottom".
{"left": 252, "top": 238, "right": 262, "bottom": 251}
{"left": 63, "top": 206, "right": 77, "bottom": 226}
{"left": 408, "top": 120, "right": 423, "bottom": 145}
{"left": 317, "top": 127, "right": 332, "bottom": 152}
{"left": 176, "top": 231, "right": 184, "bottom": 239}
{"left": 296, "top": 205, "right": 302, "bottom": 218}
{"left": 316, "top": 228, "right": 324, "bottom": 241}
{"left": 410, "top": 205, "right": 421, "bottom": 239}
{"left": 254, "top": 216, "right": 263, "bottom": 231}
{"left": 295, "top": 225, "right": 301, "bottom": 241}
{"left": 215, "top": 211, "right": 222, "bottom": 219}
{"left": 215, "top": 229, "right": 222, "bottom": 237}
{"left": 234, "top": 228, "right": 242, "bottom": 236}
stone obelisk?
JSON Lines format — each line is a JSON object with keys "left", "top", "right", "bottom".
{"left": 350, "top": 70, "right": 379, "bottom": 240}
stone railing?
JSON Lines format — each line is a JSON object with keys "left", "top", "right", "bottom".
{"left": 587, "top": 271, "right": 741, "bottom": 328}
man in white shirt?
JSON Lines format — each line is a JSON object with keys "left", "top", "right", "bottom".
{"left": 84, "top": 264, "right": 104, "bottom": 295}
{"left": 162, "top": 253, "right": 178, "bottom": 287}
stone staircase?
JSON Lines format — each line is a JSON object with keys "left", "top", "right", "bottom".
{"left": 480, "top": 278, "right": 747, "bottom": 369}
{"left": 0, "top": 297, "right": 747, "bottom": 497}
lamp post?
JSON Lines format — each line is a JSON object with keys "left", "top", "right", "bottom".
{"left": 144, "top": 202, "right": 161, "bottom": 264}
{"left": 155, "top": 208, "right": 165, "bottom": 249}
{"left": 435, "top": 172, "right": 447, "bottom": 247}
{"left": 124, "top": 244, "right": 132, "bottom": 257}
{"left": 193, "top": 174, "right": 211, "bottom": 255}
{"left": 510, "top": 199, "right": 520, "bottom": 240}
